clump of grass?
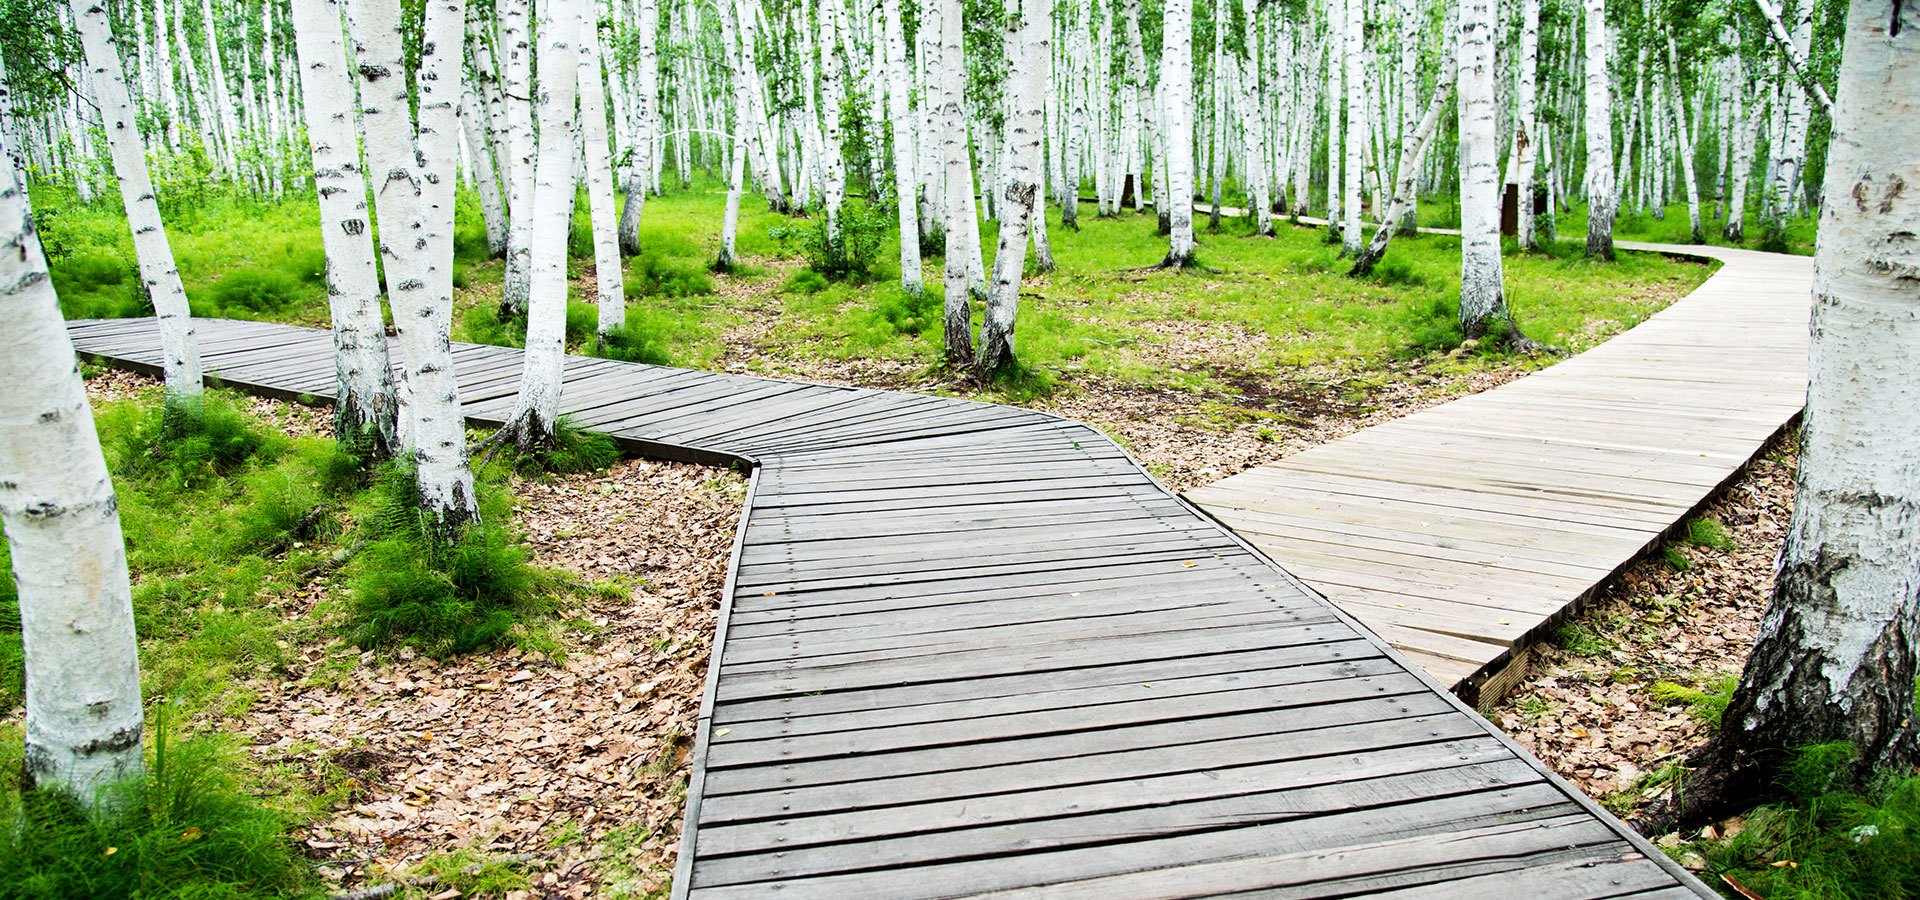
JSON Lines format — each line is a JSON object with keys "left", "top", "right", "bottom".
{"left": 1661, "top": 545, "right": 1694, "bottom": 572}
{"left": 594, "top": 314, "right": 675, "bottom": 366}
{"left": 0, "top": 540, "right": 18, "bottom": 712}
{"left": 783, "top": 269, "right": 830, "bottom": 295}
{"left": 458, "top": 303, "right": 522, "bottom": 348}
{"left": 345, "top": 460, "right": 557, "bottom": 655}
{"left": 1685, "top": 518, "right": 1738, "bottom": 551}
{"left": 0, "top": 726, "right": 319, "bottom": 898}
{"left": 511, "top": 417, "right": 621, "bottom": 475}
{"left": 99, "top": 393, "right": 281, "bottom": 489}
{"left": 1685, "top": 742, "right": 1920, "bottom": 900}
{"left": 195, "top": 268, "right": 306, "bottom": 317}
{"left": 1649, "top": 674, "right": 1739, "bottom": 729}
{"left": 1551, "top": 622, "right": 1616, "bottom": 658}
{"left": 626, "top": 251, "right": 716, "bottom": 298}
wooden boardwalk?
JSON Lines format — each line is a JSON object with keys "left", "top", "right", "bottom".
{"left": 70, "top": 317, "right": 1713, "bottom": 898}
{"left": 1189, "top": 241, "right": 1813, "bottom": 699}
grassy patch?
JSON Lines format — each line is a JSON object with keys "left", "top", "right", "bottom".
{"left": 0, "top": 724, "right": 319, "bottom": 899}
{"left": 1551, "top": 622, "right": 1617, "bottom": 658}
{"left": 344, "top": 461, "right": 567, "bottom": 656}
{"left": 1684, "top": 518, "right": 1738, "bottom": 552}
{"left": 1649, "top": 674, "right": 1739, "bottom": 730}
{"left": 1682, "top": 744, "right": 1920, "bottom": 899}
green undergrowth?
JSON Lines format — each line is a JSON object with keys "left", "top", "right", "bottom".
{"left": 344, "top": 457, "right": 588, "bottom": 656}
{"left": 1681, "top": 744, "right": 1920, "bottom": 899}
{"left": 0, "top": 722, "right": 319, "bottom": 899}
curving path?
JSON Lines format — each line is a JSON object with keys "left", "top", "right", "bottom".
{"left": 68, "top": 317, "right": 1712, "bottom": 898}
{"left": 1187, "top": 236, "right": 1813, "bottom": 700}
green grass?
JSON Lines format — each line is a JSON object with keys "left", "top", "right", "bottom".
{"left": 1551, "top": 622, "right": 1618, "bottom": 658}
{"left": 1685, "top": 518, "right": 1739, "bottom": 552}
{"left": 0, "top": 723, "right": 320, "bottom": 899}
{"left": 1682, "top": 744, "right": 1920, "bottom": 899}
{"left": 1650, "top": 674, "right": 1739, "bottom": 729}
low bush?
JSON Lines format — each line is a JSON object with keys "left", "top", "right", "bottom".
{"left": 771, "top": 200, "right": 888, "bottom": 283}
{"left": 100, "top": 393, "right": 282, "bottom": 488}
{"left": 625, "top": 251, "right": 716, "bottom": 298}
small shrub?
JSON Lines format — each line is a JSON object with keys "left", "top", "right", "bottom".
{"left": 1687, "top": 743, "right": 1920, "bottom": 900}
{"left": 346, "top": 461, "right": 553, "bottom": 655}
{"left": 458, "top": 304, "right": 523, "bottom": 348}
{"left": 770, "top": 200, "right": 888, "bottom": 282}
{"left": 783, "top": 268, "right": 829, "bottom": 293}
{"left": 783, "top": 269, "right": 830, "bottom": 295}
{"left": 625, "top": 252, "right": 715, "bottom": 298}
{"left": 281, "top": 246, "right": 330, "bottom": 286}
{"left": 517, "top": 417, "right": 620, "bottom": 475}
{"left": 199, "top": 268, "right": 304, "bottom": 316}
{"left": 0, "top": 728, "right": 318, "bottom": 898}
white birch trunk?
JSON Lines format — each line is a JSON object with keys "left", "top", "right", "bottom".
{"left": 70, "top": 0, "right": 204, "bottom": 404}
{"left": 1457, "top": 0, "right": 1506, "bottom": 338}
{"left": 1515, "top": 0, "right": 1541, "bottom": 248}
{"left": 498, "top": 0, "right": 536, "bottom": 316}
{"left": 579, "top": 18, "right": 626, "bottom": 336}
{"left": 618, "top": 0, "right": 660, "bottom": 255}
{"left": 1689, "top": 0, "right": 1920, "bottom": 812}
{"left": 818, "top": 0, "right": 849, "bottom": 236}
{"left": 936, "top": 0, "right": 981, "bottom": 364}
{"left": 882, "top": 0, "right": 922, "bottom": 294}
{"left": 1582, "top": 0, "right": 1617, "bottom": 259}
{"left": 291, "top": 0, "right": 400, "bottom": 456}
{"left": 348, "top": 0, "right": 479, "bottom": 532}
{"left": 976, "top": 0, "right": 1048, "bottom": 374}
{"left": 1341, "top": 0, "right": 1365, "bottom": 253}
{"left": 461, "top": 88, "right": 510, "bottom": 258}
{"left": 1766, "top": 0, "right": 1814, "bottom": 231}
{"left": 503, "top": 0, "right": 583, "bottom": 449}
{"left": 0, "top": 146, "right": 144, "bottom": 806}
{"left": 1351, "top": 34, "right": 1456, "bottom": 275}
{"left": 1161, "top": 0, "right": 1195, "bottom": 266}
{"left": 1665, "top": 38, "right": 1704, "bottom": 242}
{"left": 200, "top": 0, "right": 241, "bottom": 174}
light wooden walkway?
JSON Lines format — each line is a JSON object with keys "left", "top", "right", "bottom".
{"left": 1188, "top": 240, "right": 1812, "bottom": 699}
{"left": 70, "top": 317, "right": 1712, "bottom": 898}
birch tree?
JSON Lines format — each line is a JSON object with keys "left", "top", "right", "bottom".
{"left": 69, "top": 0, "right": 204, "bottom": 408}
{"left": 1583, "top": 0, "right": 1618, "bottom": 260}
{"left": 1652, "top": 0, "right": 1920, "bottom": 825}
{"left": 1341, "top": 0, "right": 1365, "bottom": 255}
{"left": 291, "top": 0, "right": 400, "bottom": 457}
{"left": 882, "top": 0, "right": 923, "bottom": 295}
{"left": 497, "top": 0, "right": 536, "bottom": 316}
{"left": 1515, "top": 0, "right": 1541, "bottom": 249}
{"left": 976, "top": 0, "right": 1050, "bottom": 375}
{"left": 499, "top": 0, "right": 584, "bottom": 451}
{"left": 0, "top": 143, "right": 145, "bottom": 807}
{"left": 1351, "top": 32, "right": 1456, "bottom": 276}
{"left": 348, "top": 0, "right": 480, "bottom": 533}
{"left": 579, "top": 18, "right": 627, "bottom": 336}
{"left": 1456, "top": 0, "right": 1504, "bottom": 338}
{"left": 934, "top": 0, "right": 982, "bottom": 365}
{"left": 1159, "top": 0, "right": 1196, "bottom": 269}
